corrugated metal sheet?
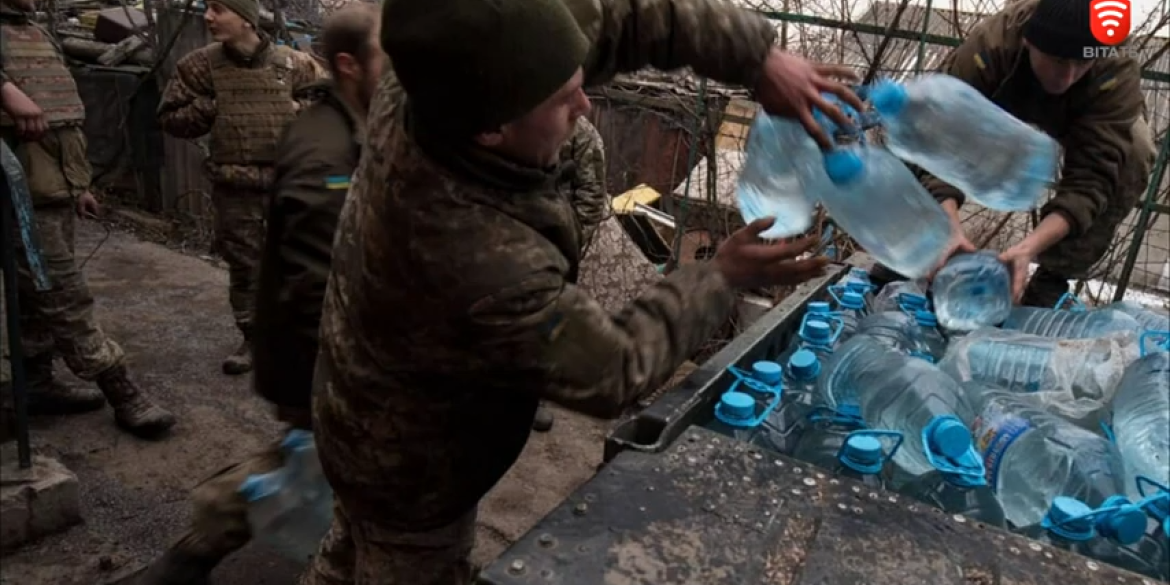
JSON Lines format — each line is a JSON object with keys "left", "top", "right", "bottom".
{"left": 156, "top": 8, "right": 214, "bottom": 219}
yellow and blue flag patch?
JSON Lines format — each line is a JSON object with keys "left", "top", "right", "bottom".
{"left": 324, "top": 175, "right": 351, "bottom": 190}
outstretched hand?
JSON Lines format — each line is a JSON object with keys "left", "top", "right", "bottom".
{"left": 715, "top": 218, "right": 830, "bottom": 290}
{"left": 754, "top": 48, "right": 864, "bottom": 150}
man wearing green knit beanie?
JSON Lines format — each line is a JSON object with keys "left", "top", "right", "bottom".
{"left": 303, "top": 0, "right": 862, "bottom": 582}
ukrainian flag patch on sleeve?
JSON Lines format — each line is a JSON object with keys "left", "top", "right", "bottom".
{"left": 324, "top": 175, "right": 351, "bottom": 190}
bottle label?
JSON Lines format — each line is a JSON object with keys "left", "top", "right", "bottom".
{"left": 972, "top": 403, "right": 1031, "bottom": 492}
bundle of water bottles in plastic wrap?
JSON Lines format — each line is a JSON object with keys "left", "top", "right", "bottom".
{"left": 704, "top": 257, "right": 1170, "bottom": 580}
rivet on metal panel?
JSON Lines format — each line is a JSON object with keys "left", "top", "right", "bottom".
{"left": 720, "top": 493, "right": 728, "bottom": 500}
{"left": 763, "top": 510, "right": 772, "bottom": 517}
{"left": 742, "top": 476, "right": 752, "bottom": 483}
{"left": 538, "top": 534, "right": 556, "bottom": 548}
{"left": 774, "top": 459, "right": 786, "bottom": 467}
{"left": 887, "top": 496, "right": 897, "bottom": 503}
{"left": 703, "top": 503, "right": 716, "bottom": 512}
{"left": 837, "top": 503, "right": 848, "bottom": 511}
{"left": 639, "top": 507, "right": 647, "bottom": 513}
{"left": 653, "top": 467, "right": 661, "bottom": 473}
{"left": 1086, "top": 561, "right": 1099, "bottom": 571}
{"left": 851, "top": 506, "right": 863, "bottom": 514}
{"left": 686, "top": 456, "right": 698, "bottom": 465}
{"left": 541, "top": 569, "right": 554, "bottom": 580}
{"left": 677, "top": 445, "right": 688, "bottom": 453}
{"left": 793, "top": 467, "right": 804, "bottom": 474}
{"left": 952, "top": 515, "right": 966, "bottom": 524}
{"left": 573, "top": 503, "right": 588, "bottom": 516}
{"left": 576, "top": 544, "right": 590, "bottom": 553}
{"left": 907, "top": 505, "right": 918, "bottom": 513}
{"left": 1145, "top": 579, "right": 1157, "bottom": 585}
{"left": 1043, "top": 552, "right": 1053, "bottom": 559}
{"left": 829, "top": 479, "right": 840, "bottom": 486}
{"left": 802, "top": 478, "right": 817, "bottom": 487}
{"left": 754, "top": 522, "right": 764, "bottom": 530}
{"left": 816, "top": 473, "right": 826, "bottom": 480}
{"left": 851, "top": 486, "right": 861, "bottom": 494}
{"left": 687, "top": 434, "right": 699, "bottom": 443}
{"left": 752, "top": 452, "right": 763, "bottom": 460}
{"left": 584, "top": 494, "right": 597, "bottom": 503}
{"left": 668, "top": 454, "right": 679, "bottom": 462}
{"left": 1028, "top": 543, "right": 1042, "bottom": 552}
{"left": 867, "top": 492, "right": 878, "bottom": 500}
{"left": 726, "top": 480, "right": 736, "bottom": 487}
{"left": 791, "top": 488, "right": 803, "bottom": 496}
{"left": 1009, "top": 547, "right": 1020, "bottom": 555}
{"left": 508, "top": 560, "right": 527, "bottom": 575}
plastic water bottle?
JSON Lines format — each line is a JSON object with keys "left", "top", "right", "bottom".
{"left": 872, "top": 281, "right": 927, "bottom": 314}
{"left": 939, "top": 328, "right": 1139, "bottom": 425}
{"left": 900, "top": 468, "right": 1006, "bottom": 527}
{"left": 829, "top": 285, "right": 867, "bottom": 341}
{"left": 1091, "top": 494, "right": 1169, "bottom": 579}
{"left": 818, "top": 146, "right": 952, "bottom": 279}
{"left": 855, "top": 311, "right": 916, "bottom": 352}
{"left": 778, "top": 303, "right": 835, "bottom": 363}
{"left": 841, "top": 268, "right": 876, "bottom": 312}
{"left": 1109, "top": 300, "right": 1170, "bottom": 333}
{"left": 734, "top": 113, "right": 827, "bottom": 238}
{"left": 1019, "top": 498, "right": 1127, "bottom": 563}
{"left": 793, "top": 407, "right": 867, "bottom": 472}
{"left": 1000, "top": 306, "right": 1143, "bottom": 339}
{"left": 816, "top": 334, "right": 896, "bottom": 413}
{"left": 752, "top": 350, "right": 825, "bottom": 456}
{"left": 931, "top": 251, "right": 1012, "bottom": 331}
{"left": 867, "top": 74, "right": 1060, "bottom": 212}
{"left": 852, "top": 352, "right": 985, "bottom": 483}
{"left": 784, "top": 349, "right": 822, "bottom": 403}
{"left": 967, "top": 385, "right": 1129, "bottom": 528}
{"left": 792, "top": 313, "right": 845, "bottom": 361}
{"left": 906, "top": 310, "right": 947, "bottom": 363}
{"left": 1111, "top": 344, "right": 1170, "bottom": 501}
{"left": 708, "top": 362, "right": 784, "bottom": 445}
{"left": 238, "top": 430, "right": 334, "bottom": 563}
{"left": 829, "top": 430, "right": 904, "bottom": 491}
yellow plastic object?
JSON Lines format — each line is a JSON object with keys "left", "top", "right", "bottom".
{"left": 612, "top": 184, "right": 661, "bottom": 215}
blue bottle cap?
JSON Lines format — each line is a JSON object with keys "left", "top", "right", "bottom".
{"left": 914, "top": 310, "right": 938, "bottom": 327}
{"left": 788, "top": 350, "right": 821, "bottom": 380}
{"left": 803, "top": 319, "right": 831, "bottom": 343}
{"left": 869, "top": 79, "right": 909, "bottom": 116}
{"left": 850, "top": 267, "right": 869, "bottom": 279}
{"left": 840, "top": 435, "right": 883, "bottom": 474}
{"left": 1046, "top": 497, "right": 1096, "bottom": 539}
{"left": 840, "top": 291, "right": 866, "bottom": 310}
{"left": 901, "top": 294, "right": 927, "bottom": 309}
{"left": 928, "top": 417, "right": 972, "bottom": 460}
{"left": 807, "top": 301, "right": 832, "bottom": 314}
{"left": 751, "top": 361, "right": 783, "bottom": 385}
{"left": 719, "top": 391, "right": 755, "bottom": 421}
{"left": 1096, "top": 497, "right": 1147, "bottom": 545}
{"left": 1164, "top": 516, "right": 1169, "bottom": 538}
{"left": 823, "top": 150, "right": 864, "bottom": 185}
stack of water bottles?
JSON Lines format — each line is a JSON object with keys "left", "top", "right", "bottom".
{"left": 734, "top": 73, "right": 1059, "bottom": 280}
{"left": 703, "top": 260, "right": 1170, "bottom": 580}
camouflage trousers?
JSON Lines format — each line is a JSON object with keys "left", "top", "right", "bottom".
{"left": 300, "top": 501, "right": 477, "bottom": 585}
{"left": 212, "top": 186, "right": 268, "bottom": 335}
{"left": 15, "top": 204, "right": 124, "bottom": 380}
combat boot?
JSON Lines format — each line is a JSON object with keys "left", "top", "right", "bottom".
{"left": 222, "top": 338, "right": 252, "bottom": 375}
{"left": 132, "top": 549, "right": 216, "bottom": 585}
{"left": 532, "top": 403, "right": 555, "bottom": 433}
{"left": 96, "top": 365, "right": 176, "bottom": 438}
{"left": 24, "top": 355, "right": 106, "bottom": 415}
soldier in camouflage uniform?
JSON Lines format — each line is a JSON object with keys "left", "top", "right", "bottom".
{"left": 1, "top": 0, "right": 175, "bottom": 437}
{"left": 302, "top": 0, "right": 861, "bottom": 581}
{"left": 533, "top": 116, "right": 609, "bottom": 433}
{"left": 133, "top": 6, "right": 385, "bottom": 584}
{"left": 158, "top": 0, "right": 323, "bottom": 375}
{"left": 868, "top": 0, "right": 1155, "bottom": 308}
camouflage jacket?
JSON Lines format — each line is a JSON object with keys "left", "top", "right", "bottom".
{"left": 921, "top": 0, "right": 1150, "bottom": 242}
{"left": 157, "top": 39, "right": 324, "bottom": 190}
{"left": 313, "top": 0, "right": 774, "bottom": 530}
{"left": 252, "top": 81, "right": 364, "bottom": 414}
{"left": 557, "top": 117, "right": 609, "bottom": 253}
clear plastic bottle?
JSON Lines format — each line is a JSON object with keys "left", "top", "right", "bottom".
{"left": 815, "top": 333, "right": 897, "bottom": 413}
{"left": 829, "top": 430, "right": 904, "bottom": 491}
{"left": 1000, "top": 305, "right": 1143, "bottom": 339}
{"left": 708, "top": 362, "right": 785, "bottom": 447}
{"left": 792, "top": 314, "right": 845, "bottom": 361}
{"left": 754, "top": 351, "right": 825, "bottom": 456}
{"left": 238, "top": 430, "right": 334, "bottom": 563}
{"left": 1108, "top": 300, "right": 1170, "bottom": 333}
{"left": 852, "top": 352, "right": 985, "bottom": 481}
{"left": 931, "top": 250, "right": 1012, "bottom": 331}
{"left": 1111, "top": 347, "right": 1170, "bottom": 501}
{"left": 1019, "top": 497, "right": 1125, "bottom": 564}
{"left": 778, "top": 302, "right": 836, "bottom": 364}
{"left": 967, "top": 385, "right": 1129, "bottom": 528}
{"left": 906, "top": 310, "right": 947, "bottom": 363}
{"left": 829, "top": 285, "right": 867, "bottom": 342}
{"left": 734, "top": 112, "right": 827, "bottom": 239}
{"left": 818, "top": 146, "right": 952, "bottom": 279}
{"left": 855, "top": 311, "right": 916, "bottom": 353}
{"left": 868, "top": 74, "right": 1060, "bottom": 212}
{"left": 841, "top": 268, "right": 876, "bottom": 313}
{"left": 900, "top": 469, "right": 1006, "bottom": 528}
{"left": 872, "top": 281, "right": 928, "bottom": 314}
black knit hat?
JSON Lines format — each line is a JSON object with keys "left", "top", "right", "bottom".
{"left": 381, "top": 0, "right": 591, "bottom": 137}
{"left": 1024, "top": 0, "right": 1104, "bottom": 60}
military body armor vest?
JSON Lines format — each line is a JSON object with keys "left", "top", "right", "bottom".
{"left": 208, "top": 44, "right": 297, "bottom": 165}
{"left": 0, "top": 22, "right": 86, "bottom": 128}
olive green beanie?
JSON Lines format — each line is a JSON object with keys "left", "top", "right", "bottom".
{"left": 381, "top": 0, "right": 591, "bottom": 136}
{"left": 215, "top": 0, "right": 260, "bottom": 28}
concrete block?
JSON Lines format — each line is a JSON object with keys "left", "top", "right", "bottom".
{"left": 0, "top": 450, "right": 82, "bottom": 552}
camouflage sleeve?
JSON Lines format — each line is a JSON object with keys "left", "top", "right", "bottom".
{"left": 568, "top": 0, "right": 777, "bottom": 89}
{"left": 915, "top": 14, "right": 1011, "bottom": 208}
{"left": 57, "top": 126, "right": 92, "bottom": 197}
{"left": 290, "top": 51, "right": 328, "bottom": 111}
{"left": 565, "top": 119, "right": 608, "bottom": 243}
{"left": 1040, "top": 60, "right": 1144, "bottom": 238}
{"left": 157, "top": 49, "right": 217, "bottom": 139}
{"left": 467, "top": 261, "right": 734, "bottom": 418}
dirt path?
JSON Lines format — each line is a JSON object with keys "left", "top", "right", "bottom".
{"left": 0, "top": 219, "right": 611, "bottom": 584}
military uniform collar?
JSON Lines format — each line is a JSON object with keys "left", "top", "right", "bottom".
{"left": 222, "top": 36, "right": 272, "bottom": 67}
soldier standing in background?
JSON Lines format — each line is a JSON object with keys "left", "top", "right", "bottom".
{"left": 133, "top": 6, "right": 384, "bottom": 584}
{"left": 157, "top": 0, "right": 323, "bottom": 375}
{"left": 1, "top": 0, "right": 175, "bottom": 437}
{"left": 533, "top": 117, "right": 608, "bottom": 433}
{"left": 303, "top": 0, "right": 859, "bottom": 579}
